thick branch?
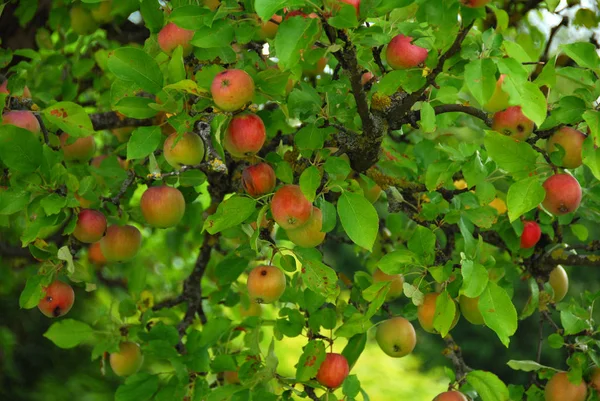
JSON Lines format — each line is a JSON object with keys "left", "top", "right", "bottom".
{"left": 90, "top": 112, "right": 153, "bottom": 131}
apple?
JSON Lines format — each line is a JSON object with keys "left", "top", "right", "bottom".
{"left": 242, "top": 163, "right": 276, "bottom": 197}
{"left": 492, "top": 106, "right": 534, "bottom": 141}
{"left": 589, "top": 368, "right": 600, "bottom": 394}
{"left": 376, "top": 317, "right": 416, "bottom": 357}
{"left": 316, "top": 353, "right": 349, "bottom": 388}
{"left": 224, "top": 370, "right": 240, "bottom": 384}
{"left": 549, "top": 265, "right": 568, "bottom": 302}
{"left": 386, "top": 34, "right": 428, "bottom": 69}
{"left": 88, "top": 242, "right": 107, "bottom": 266}
{"left": 158, "top": 22, "right": 195, "bottom": 56}
{"left": 286, "top": 206, "right": 326, "bottom": 248}
{"left": 433, "top": 391, "right": 469, "bottom": 401}
{"left": 270, "top": 185, "right": 313, "bottom": 230}
{"left": 546, "top": 127, "right": 586, "bottom": 169}
{"left": 361, "top": 71, "right": 375, "bottom": 85}
{"left": 223, "top": 113, "right": 266, "bottom": 158}
{"left": 0, "top": 80, "right": 31, "bottom": 97}
{"left": 100, "top": 225, "right": 142, "bottom": 262}
{"left": 258, "top": 15, "right": 282, "bottom": 40}
{"left": 247, "top": 265, "right": 286, "bottom": 304}
{"left": 70, "top": 6, "right": 98, "bottom": 35}
{"left": 73, "top": 209, "right": 107, "bottom": 243}
{"left": 38, "top": 280, "right": 75, "bottom": 318}
{"left": 140, "top": 185, "right": 186, "bottom": 228}
{"left": 211, "top": 69, "right": 255, "bottom": 112}
{"left": 417, "top": 292, "right": 460, "bottom": 333}
{"left": 542, "top": 174, "right": 582, "bottom": 216}
{"left": 240, "top": 302, "right": 262, "bottom": 317}
{"left": 544, "top": 372, "right": 586, "bottom": 401}
{"left": 60, "top": 133, "right": 96, "bottom": 162}
{"left": 372, "top": 268, "right": 404, "bottom": 300}
{"left": 483, "top": 74, "right": 510, "bottom": 112}
{"left": 110, "top": 342, "right": 144, "bottom": 377}
{"left": 91, "top": 1, "right": 113, "bottom": 23}
{"left": 520, "top": 220, "right": 541, "bottom": 249}
{"left": 2, "top": 111, "right": 41, "bottom": 134}
{"left": 458, "top": 295, "right": 484, "bottom": 325}
{"left": 163, "top": 132, "right": 205, "bottom": 169}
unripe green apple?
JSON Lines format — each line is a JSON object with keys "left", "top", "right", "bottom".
{"left": 492, "top": 106, "right": 534, "bottom": 140}
{"left": 417, "top": 292, "right": 460, "bottom": 333}
{"left": 376, "top": 317, "right": 416, "bottom": 357}
{"left": 223, "top": 113, "right": 266, "bottom": 158}
{"left": 157, "top": 22, "right": 195, "bottom": 56}
{"left": 242, "top": 163, "right": 276, "bottom": 197}
{"left": 140, "top": 185, "right": 186, "bottom": 228}
{"left": 163, "top": 132, "right": 205, "bottom": 169}
{"left": 458, "top": 295, "right": 484, "bottom": 325}
{"left": 247, "top": 265, "right": 286, "bottom": 304}
{"left": 372, "top": 268, "right": 404, "bottom": 300}
{"left": 2, "top": 111, "right": 41, "bottom": 134}
{"left": 88, "top": 242, "right": 107, "bottom": 266}
{"left": 73, "top": 209, "right": 107, "bottom": 243}
{"left": 546, "top": 127, "right": 586, "bottom": 169}
{"left": 211, "top": 69, "right": 255, "bottom": 112}
{"left": 38, "top": 280, "right": 75, "bottom": 318}
{"left": 110, "top": 342, "right": 144, "bottom": 377}
{"left": 286, "top": 206, "right": 325, "bottom": 248}
{"left": 316, "top": 353, "right": 349, "bottom": 388}
{"left": 460, "top": 0, "right": 491, "bottom": 7}
{"left": 60, "top": 133, "right": 96, "bottom": 162}
{"left": 270, "top": 185, "right": 313, "bottom": 230}
{"left": 90, "top": 1, "right": 113, "bottom": 23}
{"left": 70, "top": 6, "right": 98, "bottom": 35}
{"left": 433, "top": 391, "right": 469, "bottom": 401}
{"left": 0, "top": 80, "right": 31, "bottom": 97}
{"left": 542, "top": 174, "right": 582, "bottom": 216}
{"left": 386, "top": 34, "right": 428, "bottom": 69}
{"left": 549, "top": 265, "right": 568, "bottom": 302}
{"left": 544, "top": 372, "right": 586, "bottom": 401}
{"left": 483, "top": 74, "right": 510, "bottom": 112}
{"left": 100, "top": 225, "right": 142, "bottom": 262}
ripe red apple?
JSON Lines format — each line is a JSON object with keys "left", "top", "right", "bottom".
{"left": 60, "top": 133, "right": 96, "bottom": 162}
{"left": 386, "top": 34, "right": 428, "bottom": 70}
{"left": 372, "top": 268, "right": 404, "bottom": 300}
{"left": 270, "top": 185, "right": 313, "bottom": 230}
{"left": 2, "top": 111, "right": 41, "bottom": 134}
{"left": 376, "top": 317, "right": 416, "bottom": 357}
{"left": 73, "top": 209, "right": 107, "bottom": 243}
{"left": 242, "top": 163, "right": 276, "bottom": 197}
{"left": 417, "top": 292, "right": 460, "bottom": 333}
{"left": 361, "top": 71, "right": 375, "bottom": 85}
{"left": 546, "top": 127, "right": 586, "bottom": 169}
{"left": 88, "top": 242, "right": 107, "bottom": 266}
{"left": 458, "top": 295, "right": 484, "bottom": 325}
{"left": 492, "top": 106, "right": 534, "bottom": 140}
{"left": 211, "top": 69, "right": 255, "bottom": 112}
{"left": 223, "top": 113, "right": 266, "bottom": 158}
{"left": 520, "top": 220, "right": 541, "bottom": 249}
{"left": 140, "top": 185, "right": 186, "bottom": 228}
{"left": 483, "top": 74, "right": 510, "bottom": 112}
{"left": 110, "top": 342, "right": 144, "bottom": 377}
{"left": 100, "top": 225, "right": 142, "bottom": 262}
{"left": 286, "top": 206, "right": 326, "bottom": 248}
{"left": 544, "top": 372, "right": 587, "bottom": 401}
{"left": 247, "top": 265, "right": 286, "bottom": 304}
{"left": 157, "top": 22, "right": 195, "bottom": 56}
{"left": 433, "top": 391, "right": 469, "bottom": 401}
{"left": 163, "top": 132, "right": 205, "bottom": 169}
{"left": 549, "top": 265, "right": 568, "bottom": 302}
{"left": 0, "top": 80, "right": 31, "bottom": 97}
{"left": 460, "top": 0, "right": 491, "bottom": 7}
{"left": 542, "top": 174, "right": 582, "bottom": 215}
{"left": 38, "top": 280, "right": 75, "bottom": 318}
{"left": 316, "top": 353, "right": 349, "bottom": 388}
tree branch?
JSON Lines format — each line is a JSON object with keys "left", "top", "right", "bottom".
{"left": 90, "top": 112, "right": 154, "bottom": 131}
{"left": 443, "top": 335, "right": 472, "bottom": 382}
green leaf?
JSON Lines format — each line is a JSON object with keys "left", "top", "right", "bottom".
{"left": 507, "top": 360, "right": 552, "bottom": 372}
{"left": 582, "top": 135, "right": 600, "bottom": 181}
{"left": 296, "top": 340, "right": 326, "bottom": 382}
{"left": 328, "top": 3, "right": 359, "bottom": 28}
{"left": 466, "top": 370, "right": 509, "bottom": 401}
{"left": 461, "top": 259, "right": 488, "bottom": 298}
{"left": 190, "top": 20, "right": 234, "bottom": 48}
{"left": 483, "top": 131, "right": 537, "bottom": 179}
{"left": 40, "top": 193, "right": 67, "bottom": 215}
{"left": 42, "top": 102, "right": 94, "bottom": 137}
{"left": 560, "top": 310, "right": 588, "bottom": 335}
{"left": 337, "top": 191, "right": 378, "bottom": 251}
{"left": 199, "top": 317, "right": 231, "bottom": 347}
{"left": 294, "top": 123, "right": 326, "bottom": 149}
{"left": 126, "top": 126, "right": 162, "bottom": 160}
{"left": 433, "top": 290, "right": 456, "bottom": 337}
{"left": 341, "top": 333, "right": 366, "bottom": 370}
{"left": 378, "top": 249, "right": 419, "bottom": 275}
{"left": 479, "top": 282, "right": 518, "bottom": 347}
{"left": 342, "top": 375, "right": 361, "bottom": 398}
{"left": 254, "top": 0, "right": 306, "bottom": 21}
{"left": 506, "top": 177, "right": 545, "bottom": 222}
{"left": 408, "top": 225, "right": 437, "bottom": 265}
{"left": 115, "top": 373, "right": 159, "bottom": 401}
{"left": 0, "top": 188, "right": 30, "bottom": 215}
{"left": 107, "top": 47, "right": 164, "bottom": 94}
{"left": 57, "top": 246, "right": 75, "bottom": 274}
{"left": 419, "top": 102, "right": 436, "bottom": 133}
{"left": 19, "top": 274, "right": 45, "bottom": 309}
{"left": 0, "top": 125, "right": 43, "bottom": 172}
{"left": 296, "top": 249, "right": 340, "bottom": 299}
{"left": 114, "top": 97, "right": 159, "bottom": 119}
{"left": 43, "top": 319, "right": 93, "bottom": 349}
{"left": 299, "top": 166, "right": 321, "bottom": 203}
{"left": 561, "top": 42, "right": 600, "bottom": 71}
{"left": 169, "top": 5, "right": 208, "bottom": 30}
{"left": 464, "top": 58, "right": 497, "bottom": 106}
{"left": 203, "top": 195, "right": 256, "bottom": 234}
{"left": 140, "top": 0, "right": 164, "bottom": 33}
{"left": 275, "top": 17, "right": 320, "bottom": 70}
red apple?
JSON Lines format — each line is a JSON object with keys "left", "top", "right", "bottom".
{"left": 223, "top": 113, "right": 266, "bottom": 157}
{"left": 546, "top": 127, "right": 586, "bottom": 169}
{"left": 361, "top": 71, "right": 375, "bottom": 85}
{"left": 211, "top": 69, "right": 255, "bottom": 112}
{"left": 433, "top": 391, "right": 469, "bottom": 401}
{"left": 316, "top": 353, "right": 349, "bottom": 388}
{"left": 140, "top": 185, "right": 186, "bottom": 228}
{"left": 242, "top": 163, "right": 276, "bottom": 197}
{"left": 492, "top": 106, "right": 534, "bottom": 141}
{"left": 100, "top": 225, "right": 142, "bottom": 262}
{"left": 520, "top": 220, "right": 541, "bottom": 249}
{"left": 38, "top": 280, "right": 75, "bottom": 318}
{"left": 60, "top": 133, "right": 96, "bottom": 162}
{"left": 73, "top": 209, "right": 107, "bottom": 243}
{"left": 542, "top": 174, "right": 582, "bottom": 216}
{"left": 386, "top": 34, "right": 428, "bottom": 69}
{"left": 2, "top": 111, "right": 41, "bottom": 134}
{"left": 157, "top": 22, "right": 195, "bottom": 56}
{"left": 270, "top": 185, "right": 313, "bottom": 230}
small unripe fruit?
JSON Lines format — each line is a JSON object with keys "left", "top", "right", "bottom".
{"left": 223, "top": 371, "right": 240, "bottom": 384}
{"left": 223, "top": 113, "right": 266, "bottom": 158}
{"left": 458, "top": 295, "right": 484, "bottom": 325}
{"left": 70, "top": 6, "right": 98, "bottom": 35}
{"left": 240, "top": 302, "right": 262, "bottom": 317}
{"left": 2, "top": 111, "right": 41, "bottom": 134}
{"left": 417, "top": 292, "right": 460, "bottom": 333}
{"left": 361, "top": 71, "right": 375, "bottom": 85}
{"left": 38, "top": 280, "right": 75, "bottom": 318}
{"left": 372, "top": 268, "right": 404, "bottom": 300}
{"left": 484, "top": 74, "right": 510, "bottom": 112}
{"left": 157, "top": 22, "right": 195, "bottom": 56}
{"left": 544, "top": 372, "right": 586, "bottom": 401}
{"left": 286, "top": 207, "right": 325, "bottom": 248}
{"left": 242, "top": 163, "right": 276, "bottom": 197}
{"left": 100, "top": 225, "right": 142, "bottom": 262}
{"left": 73, "top": 209, "right": 107, "bottom": 243}
{"left": 247, "top": 265, "right": 286, "bottom": 304}
{"left": 163, "top": 132, "right": 205, "bottom": 169}
{"left": 88, "top": 242, "right": 107, "bottom": 266}
{"left": 460, "top": 0, "right": 491, "bottom": 7}
{"left": 520, "top": 220, "right": 541, "bottom": 249}
{"left": 492, "top": 106, "right": 534, "bottom": 141}
{"left": 270, "top": 185, "right": 313, "bottom": 230}
{"left": 549, "top": 265, "right": 568, "bottom": 302}
{"left": 542, "top": 174, "right": 582, "bottom": 216}
{"left": 60, "top": 133, "right": 96, "bottom": 162}
{"left": 386, "top": 34, "right": 428, "bottom": 70}
{"left": 0, "top": 80, "right": 31, "bottom": 97}
{"left": 316, "top": 353, "right": 349, "bottom": 388}
{"left": 546, "top": 127, "right": 586, "bottom": 169}
{"left": 376, "top": 317, "right": 416, "bottom": 357}
{"left": 211, "top": 69, "right": 255, "bottom": 112}
{"left": 433, "top": 391, "right": 469, "bottom": 401}
{"left": 140, "top": 185, "right": 186, "bottom": 228}
{"left": 110, "top": 342, "right": 144, "bottom": 377}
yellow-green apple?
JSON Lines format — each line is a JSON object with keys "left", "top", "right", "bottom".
{"left": 247, "top": 265, "right": 286, "bottom": 304}
{"left": 100, "top": 225, "right": 142, "bottom": 262}
{"left": 376, "top": 317, "right": 416, "bottom": 357}
{"left": 163, "top": 132, "right": 205, "bottom": 169}
{"left": 140, "top": 185, "right": 186, "bottom": 228}
{"left": 286, "top": 206, "right": 325, "bottom": 248}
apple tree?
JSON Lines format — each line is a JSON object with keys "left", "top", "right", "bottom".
{"left": 1, "top": 0, "right": 600, "bottom": 400}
